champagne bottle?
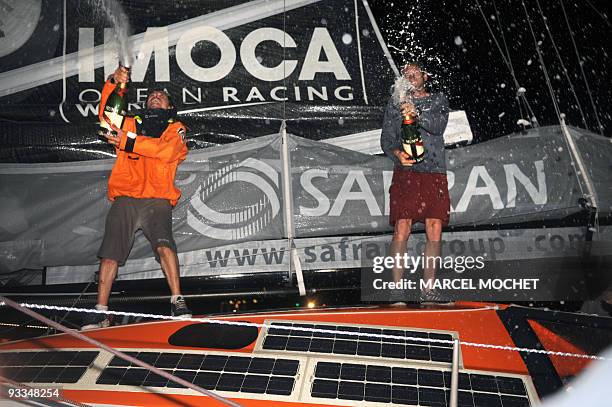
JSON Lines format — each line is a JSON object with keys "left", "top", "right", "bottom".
{"left": 401, "top": 111, "right": 425, "bottom": 163}
{"left": 99, "top": 71, "right": 128, "bottom": 142}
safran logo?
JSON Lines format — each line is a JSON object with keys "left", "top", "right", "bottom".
{"left": 187, "top": 158, "right": 280, "bottom": 240}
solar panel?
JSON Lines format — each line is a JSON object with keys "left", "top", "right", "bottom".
{"left": 109, "top": 352, "right": 138, "bottom": 367}
{"left": 338, "top": 380, "right": 364, "bottom": 400}
{"left": 267, "top": 376, "right": 294, "bottom": 395}
{"left": 72, "top": 351, "right": 99, "bottom": 366}
{"left": 194, "top": 371, "right": 220, "bottom": 389}
{"left": 357, "top": 341, "right": 382, "bottom": 357}
{"left": 365, "top": 382, "right": 391, "bottom": 403}
{"left": 473, "top": 392, "right": 502, "bottom": 407}
{"left": 315, "top": 362, "right": 341, "bottom": 379}
{"left": 262, "top": 335, "right": 288, "bottom": 350}
{"left": 201, "top": 355, "right": 228, "bottom": 371}
{"left": 119, "top": 368, "right": 149, "bottom": 386}
{"left": 310, "top": 338, "right": 334, "bottom": 353}
{"left": 340, "top": 363, "right": 366, "bottom": 381}
{"left": 262, "top": 321, "right": 455, "bottom": 364}
{"left": 0, "top": 350, "right": 98, "bottom": 384}
{"left": 332, "top": 339, "right": 358, "bottom": 355}
{"left": 48, "top": 352, "right": 77, "bottom": 365}
{"left": 272, "top": 359, "right": 299, "bottom": 376}
{"left": 241, "top": 374, "right": 269, "bottom": 393}
{"left": 95, "top": 352, "right": 299, "bottom": 397}
{"left": 458, "top": 390, "right": 475, "bottom": 407}
{"left": 178, "top": 354, "right": 205, "bottom": 370}
{"left": 418, "top": 369, "right": 445, "bottom": 387}
{"left": 496, "top": 376, "right": 527, "bottom": 395}
{"left": 500, "top": 395, "right": 531, "bottom": 407}
{"left": 392, "top": 367, "right": 417, "bottom": 385}
{"left": 310, "top": 361, "right": 533, "bottom": 406}
{"left": 167, "top": 370, "right": 197, "bottom": 388}
{"left": 367, "top": 365, "right": 391, "bottom": 383}
{"left": 312, "top": 379, "right": 338, "bottom": 398}
{"left": 57, "top": 367, "right": 88, "bottom": 384}
{"left": 225, "top": 356, "right": 250, "bottom": 373}
{"left": 130, "top": 352, "right": 157, "bottom": 367}
{"left": 142, "top": 370, "right": 169, "bottom": 387}
{"left": 34, "top": 367, "right": 65, "bottom": 383}
{"left": 96, "top": 367, "right": 127, "bottom": 385}
{"left": 419, "top": 387, "right": 446, "bottom": 407}
{"left": 154, "top": 353, "right": 183, "bottom": 369}
{"left": 248, "top": 357, "right": 275, "bottom": 374}
{"left": 216, "top": 373, "right": 245, "bottom": 392}
{"left": 392, "top": 385, "right": 419, "bottom": 405}
{"left": 470, "top": 374, "right": 500, "bottom": 393}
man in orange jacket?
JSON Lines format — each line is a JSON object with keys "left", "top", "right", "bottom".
{"left": 82, "top": 66, "right": 191, "bottom": 330}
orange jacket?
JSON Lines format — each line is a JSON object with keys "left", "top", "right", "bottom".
{"left": 99, "top": 79, "right": 188, "bottom": 206}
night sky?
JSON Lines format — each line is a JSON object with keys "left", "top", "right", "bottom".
{"left": 369, "top": 0, "right": 611, "bottom": 142}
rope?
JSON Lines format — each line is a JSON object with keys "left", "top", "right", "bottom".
{"left": 560, "top": 0, "right": 605, "bottom": 136}
{"left": 0, "top": 296, "right": 244, "bottom": 407}
{"left": 0, "top": 321, "right": 48, "bottom": 329}
{"left": 491, "top": 0, "right": 523, "bottom": 123}
{"left": 282, "top": 0, "right": 286, "bottom": 121}
{"left": 490, "top": 0, "right": 536, "bottom": 126}
{"left": 58, "top": 273, "right": 96, "bottom": 327}
{"left": 521, "top": 0, "right": 587, "bottom": 199}
{"left": 3, "top": 301, "right": 606, "bottom": 362}
{"left": 585, "top": 0, "right": 612, "bottom": 28}
{"left": 474, "top": 0, "right": 538, "bottom": 126}
{"left": 521, "top": 0, "right": 562, "bottom": 121}
{"left": 533, "top": 0, "right": 589, "bottom": 131}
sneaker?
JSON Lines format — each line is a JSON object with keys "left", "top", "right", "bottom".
{"left": 81, "top": 309, "right": 110, "bottom": 331}
{"left": 171, "top": 296, "right": 192, "bottom": 318}
{"left": 419, "top": 289, "right": 447, "bottom": 304}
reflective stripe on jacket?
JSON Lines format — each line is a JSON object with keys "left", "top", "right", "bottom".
{"left": 99, "top": 79, "right": 188, "bottom": 206}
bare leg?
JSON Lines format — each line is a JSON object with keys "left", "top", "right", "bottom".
{"left": 158, "top": 246, "right": 181, "bottom": 296}
{"left": 391, "top": 219, "right": 412, "bottom": 283}
{"left": 425, "top": 218, "right": 443, "bottom": 242}
{"left": 423, "top": 219, "right": 442, "bottom": 279}
{"left": 97, "top": 258, "right": 119, "bottom": 306}
{"left": 423, "top": 219, "right": 443, "bottom": 292}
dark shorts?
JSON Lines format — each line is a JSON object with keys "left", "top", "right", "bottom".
{"left": 98, "top": 196, "right": 177, "bottom": 265}
{"left": 389, "top": 168, "right": 451, "bottom": 226}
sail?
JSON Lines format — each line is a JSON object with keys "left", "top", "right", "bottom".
{"left": 0, "top": 0, "right": 472, "bottom": 163}
{"left": 0, "top": 0, "right": 386, "bottom": 161}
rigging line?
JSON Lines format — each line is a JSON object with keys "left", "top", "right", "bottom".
{"left": 474, "top": 0, "right": 515, "bottom": 82}
{"left": 534, "top": 0, "right": 589, "bottom": 131}
{"left": 491, "top": 0, "right": 514, "bottom": 76}
{"left": 521, "top": 0, "right": 562, "bottom": 120}
{"left": 0, "top": 296, "right": 245, "bottom": 407}
{"left": 560, "top": 0, "right": 605, "bottom": 136}
{"left": 585, "top": 0, "right": 612, "bottom": 28}
{"left": 491, "top": 0, "right": 521, "bottom": 117}
{"left": 522, "top": 0, "right": 587, "bottom": 198}
{"left": 6, "top": 302, "right": 609, "bottom": 361}
{"left": 57, "top": 272, "right": 97, "bottom": 327}
{"left": 491, "top": 0, "right": 537, "bottom": 124}
{"left": 283, "top": 0, "right": 286, "bottom": 122}
{"left": 474, "top": 0, "right": 538, "bottom": 124}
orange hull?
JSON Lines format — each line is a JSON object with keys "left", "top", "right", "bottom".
{"left": 0, "top": 303, "right": 553, "bottom": 406}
